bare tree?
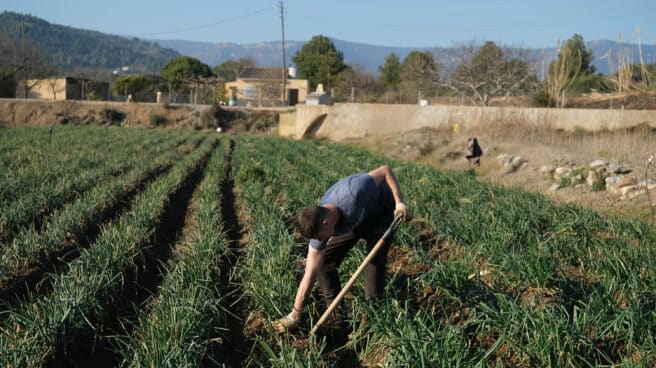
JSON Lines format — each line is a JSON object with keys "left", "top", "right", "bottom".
{"left": 444, "top": 41, "right": 537, "bottom": 106}
{"left": 636, "top": 26, "right": 652, "bottom": 91}
{"left": 609, "top": 34, "right": 633, "bottom": 94}
{"left": 333, "top": 63, "right": 379, "bottom": 103}
{"left": 0, "top": 33, "right": 16, "bottom": 83}
{"left": 46, "top": 78, "right": 62, "bottom": 100}
{"left": 544, "top": 39, "right": 582, "bottom": 107}
{"left": 0, "top": 30, "right": 52, "bottom": 97}
{"left": 256, "top": 79, "right": 283, "bottom": 106}
{"left": 182, "top": 76, "right": 223, "bottom": 105}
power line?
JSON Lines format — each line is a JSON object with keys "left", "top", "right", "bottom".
{"left": 285, "top": 3, "right": 655, "bottom": 34}
{"left": 138, "top": 7, "right": 271, "bottom": 38}
{"left": 277, "top": 0, "right": 287, "bottom": 105}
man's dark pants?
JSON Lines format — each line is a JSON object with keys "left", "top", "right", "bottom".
{"left": 316, "top": 204, "right": 395, "bottom": 305}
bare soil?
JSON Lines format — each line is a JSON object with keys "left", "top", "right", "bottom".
{"left": 348, "top": 124, "right": 656, "bottom": 226}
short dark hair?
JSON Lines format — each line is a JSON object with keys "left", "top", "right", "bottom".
{"left": 296, "top": 205, "right": 327, "bottom": 239}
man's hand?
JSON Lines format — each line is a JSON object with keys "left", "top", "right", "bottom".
{"left": 271, "top": 313, "right": 300, "bottom": 333}
{"left": 394, "top": 202, "right": 413, "bottom": 222}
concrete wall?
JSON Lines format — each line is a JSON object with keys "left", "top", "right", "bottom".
{"left": 279, "top": 103, "right": 656, "bottom": 140}
{"left": 18, "top": 78, "right": 67, "bottom": 100}
{"left": 16, "top": 78, "right": 109, "bottom": 101}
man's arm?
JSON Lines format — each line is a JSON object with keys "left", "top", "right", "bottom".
{"left": 272, "top": 245, "right": 323, "bottom": 332}
{"left": 368, "top": 165, "right": 412, "bottom": 221}
{"left": 367, "top": 165, "right": 405, "bottom": 204}
{"left": 290, "top": 246, "right": 323, "bottom": 319}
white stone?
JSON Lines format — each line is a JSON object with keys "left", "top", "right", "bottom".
{"left": 496, "top": 154, "right": 513, "bottom": 166}
{"left": 555, "top": 167, "right": 570, "bottom": 175}
{"left": 511, "top": 156, "right": 526, "bottom": 169}
{"left": 626, "top": 189, "right": 647, "bottom": 200}
{"left": 619, "top": 185, "right": 637, "bottom": 199}
{"left": 589, "top": 160, "right": 608, "bottom": 168}
{"left": 586, "top": 171, "right": 598, "bottom": 186}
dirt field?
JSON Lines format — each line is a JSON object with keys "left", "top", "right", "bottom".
{"left": 349, "top": 123, "right": 656, "bottom": 227}
{"left": 1, "top": 98, "right": 654, "bottom": 227}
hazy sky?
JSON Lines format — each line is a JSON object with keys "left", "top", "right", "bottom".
{"left": 3, "top": 0, "right": 655, "bottom": 48}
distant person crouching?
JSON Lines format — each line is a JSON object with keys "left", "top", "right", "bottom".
{"left": 466, "top": 137, "right": 483, "bottom": 166}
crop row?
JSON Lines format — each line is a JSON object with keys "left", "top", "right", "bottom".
{"left": 2, "top": 126, "right": 654, "bottom": 366}
{"left": 231, "top": 135, "right": 656, "bottom": 367}
{"left": 0, "top": 134, "right": 205, "bottom": 295}
{"left": 0, "top": 131, "right": 192, "bottom": 243}
{"left": 230, "top": 136, "right": 386, "bottom": 365}
{"left": 1, "top": 126, "right": 161, "bottom": 201}
{"left": 0, "top": 135, "right": 217, "bottom": 367}
{"left": 0, "top": 125, "right": 139, "bottom": 171}
{"left": 122, "top": 140, "right": 232, "bottom": 366}
{"left": 0, "top": 127, "right": 193, "bottom": 241}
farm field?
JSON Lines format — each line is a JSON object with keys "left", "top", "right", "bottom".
{"left": 1, "top": 125, "right": 656, "bottom": 367}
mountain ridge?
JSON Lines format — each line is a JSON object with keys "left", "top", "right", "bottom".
{"left": 155, "top": 38, "right": 656, "bottom": 76}
{"left": 1, "top": 11, "right": 654, "bottom": 76}
{"left": 0, "top": 11, "right": 179, "bottom": 74}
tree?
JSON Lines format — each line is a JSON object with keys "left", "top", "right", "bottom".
{"left": 399, "top": 51, "right": 441, "bottom": 103}
{"left": 545, "top": 34, "right": 608, "bottom": 98}
{"left": 111, "top": 74, "right": 166, "bottom": 101}
{"left": 160, "top": 56, "right": 213, "bottom": 94}
{"left": 212, "top": 57, "right": 255, "bottom": 82}
{"left": 629, "top": 63, "right": 656, "bottom": 90}
{"left": 378, "top": 53, "right": 401, "bottom": 90}
{"left": 0, "top": 33, "right": 17, "bottom": 84}
{"left": 292, "top": 35, "right": 347, "bottom": 90}
{"left": 446, "top": 41, "right": 537, "bottom": 106}
{"left": 0, "top": 31, "right": 52, "bottom": 97}
{"left": 555, "top": 34, "right": 594, "bottom": 79}
{"left": 609, "top": 35, "right": 634, "bottom": 93}
{"left": 212, "top": 58, "right": 255, "bottom": 101}
{"left": 46, "top": 78, "right": 61, "bottom": 100}
{"left": 333, "top": 63, "right": 379, "bottom": 102}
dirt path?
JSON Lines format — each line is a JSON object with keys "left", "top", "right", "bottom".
{"left": 214, "top": 139, "right": 250, "bottom": 367}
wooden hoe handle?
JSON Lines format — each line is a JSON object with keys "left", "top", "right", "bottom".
{"left": 311, "top": 214, "right": 404, "bottom": 335}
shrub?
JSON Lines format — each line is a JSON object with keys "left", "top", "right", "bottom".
{"left": 101, "top": 108, "right": 125, "bottom": 124}
{"left": 199, "top": 105, "right": 237, "bottom": 130}
{"left": 85, "top": 91, "right": 101, "bottom": 101}
{"left": 532, "top": 89, "right": 554, "bottom": 107}
{"left": 567, "top": 74, "right": 612, "bottom": 95}
{"left": 592, "top": 175, "right": 606, "bottom": 191}
{"left": 560, "top": 168, "right": 587, "bottom": 188}
{"left": 149, "top": 112, "right": 166, "bottom": 126}
{"left": 418, "top": 142, "right": 434, "bottom": 156}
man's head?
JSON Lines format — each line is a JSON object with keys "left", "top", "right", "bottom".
{"left": 296, "top": 205, "right": 332, "bottom": 241}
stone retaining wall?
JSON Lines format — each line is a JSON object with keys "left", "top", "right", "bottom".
{"left": 279, "top": 103, "right": 656, "bottom": 140}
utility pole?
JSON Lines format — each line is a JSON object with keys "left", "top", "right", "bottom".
{"left": 278, "top": 0, "right": 287, "bottom": 105}
{"left": 18, "top": 22, "right": 27, "bottom": 98}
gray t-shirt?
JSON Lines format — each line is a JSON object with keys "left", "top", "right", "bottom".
{"left": 309, "top": 173, "right": 393, "bottom": 250}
